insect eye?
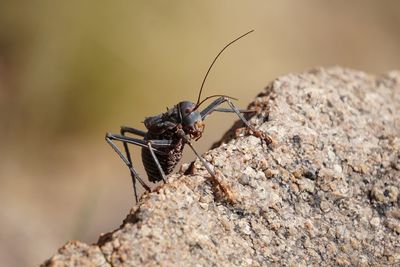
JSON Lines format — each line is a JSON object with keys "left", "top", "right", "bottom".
{"left": 185, "top": 108, "right": 192, "bottom": 113}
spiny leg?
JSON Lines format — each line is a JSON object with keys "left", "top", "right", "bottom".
{"left": 105, "top": 133, "right": 151, "bottom": 200}
{"left": 186, "top": 142, "right": 236, "bottom": 203}
{"left": 227, "top": 100, "right": 273, "bottom": 143}
{"left": 106, "top": 133, "right": 174, "bottom": 199}
{"left": 225, "top": 100, "right": 261, "bottom": 133}
{"left": 212, "top": 108, "right": 255, "bottom": 114}
{"left": 176, "top": 129, "right": 220, "bottom": 182}
{"left": 147, "top": 142, "right": 167, "bottom": 183}
{"left": 109, "top": 133, "right": 173, "bottom": 148}
{"left": 120, "top": 126, "right": 147, "bottom": 202}
{"left": 121, "top": 126, "right": 147, "bottom": 137}
{"left": 200, "top": 96, "right": 272, "bottom": 143}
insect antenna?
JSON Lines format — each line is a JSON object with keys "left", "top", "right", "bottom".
{"left": 195, "top": 30, "right": 254, "bottom": 109}
{"left": 195, "top": 94, "right": 238, "bottom": 110}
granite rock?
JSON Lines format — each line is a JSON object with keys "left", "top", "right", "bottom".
{"left": 42, "top": 67, "right": 400, "bottom": 266}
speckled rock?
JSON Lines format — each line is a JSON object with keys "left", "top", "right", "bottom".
{"left": 42, "top": 67, "right": 400, "bottom": 266}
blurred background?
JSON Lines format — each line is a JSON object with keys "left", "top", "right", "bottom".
{"left": 0, "top": 1, "right": 399, "bottom": 265}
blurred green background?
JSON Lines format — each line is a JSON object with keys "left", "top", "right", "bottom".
{"left": 0, "top": 1, "right": 399, "bottom": 265}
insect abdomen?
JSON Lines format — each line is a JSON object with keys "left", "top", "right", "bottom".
{"left": 141, "top": 146, "right": 183, "bottom": 183}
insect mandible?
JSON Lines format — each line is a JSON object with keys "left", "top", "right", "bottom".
{"left": 106, "top": 30, "right": 272, "bottom": 202}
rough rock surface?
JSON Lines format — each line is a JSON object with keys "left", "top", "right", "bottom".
{"left": 42, "top": 67, "right": 400, "bottom": 266}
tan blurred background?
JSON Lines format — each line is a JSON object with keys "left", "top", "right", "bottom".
{"left": 0, "top": 1, "right": 399, "bottom": 266}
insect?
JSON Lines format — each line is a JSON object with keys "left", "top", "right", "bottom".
{"left": 106, "top": 30, "right": 271, "bottom": 202}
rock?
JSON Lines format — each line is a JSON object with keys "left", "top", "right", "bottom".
{"left": 41, "top": 241, "right": 109, "bottom": 267}
{"left": 42, "top": 67, "right": 400, "bottom": 266}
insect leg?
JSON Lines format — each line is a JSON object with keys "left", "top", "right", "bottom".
{"left": 200, "top": 96, "right": 272, "bottom": 143}
{"left": 200, "top": 96, "right": 226, "bottom": 119}
{"left": 186, "top": 143, "right": 216, "bottom": 177}
{"left": 200, "top": 96, "right": 253, "bottom": 128}
{"left": 105, "top": 133, "right": 151, "bottom": 199}
{"left": 212, "top": 108, "right": 255, "bottom": 113}
{"left": 120, "top": 126, "right": 147, "bottom": 202}
{"left": 106, "top": 133, "right": 174, "bottom": 194}
{"left": 147, "top": 142, "right": 167, "bottom": 183}
{"left": 225, "top": 100, "right": 256, "bottom": 130}
{"left": 186, "top": 142, "right": 236, "bottom": 203}
{"left": 108, "top": 134, "right": 172, "bottom": 150}
{"left": 121, "top": 126, "right": 147, "bottom": 137}
{"left": 226, "top": 100, "right": 273, "bottom": 143}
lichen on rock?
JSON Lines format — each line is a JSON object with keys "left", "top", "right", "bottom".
{"left": 42, "top": 67, "right": 400, "bottom": 267}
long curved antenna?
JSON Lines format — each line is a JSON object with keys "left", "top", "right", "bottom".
{"left": 194, "top": 94, "right": 238, "bottom": 111}
{"left": 195, "top": 30, "right": 254, "bottom": 107}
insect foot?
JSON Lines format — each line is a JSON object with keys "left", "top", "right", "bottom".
{"left": 251, "top": 129, "right": 274, "bottom": 145}
{"left": 235, "top": 126, "right": 274, "bottom": 146}
{"left": 210, "top": 169, "right": 238, "bottom": 204}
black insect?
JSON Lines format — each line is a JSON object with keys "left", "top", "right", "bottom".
{"left": 106, "top": 30, "right": 271, "bottom": 202}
